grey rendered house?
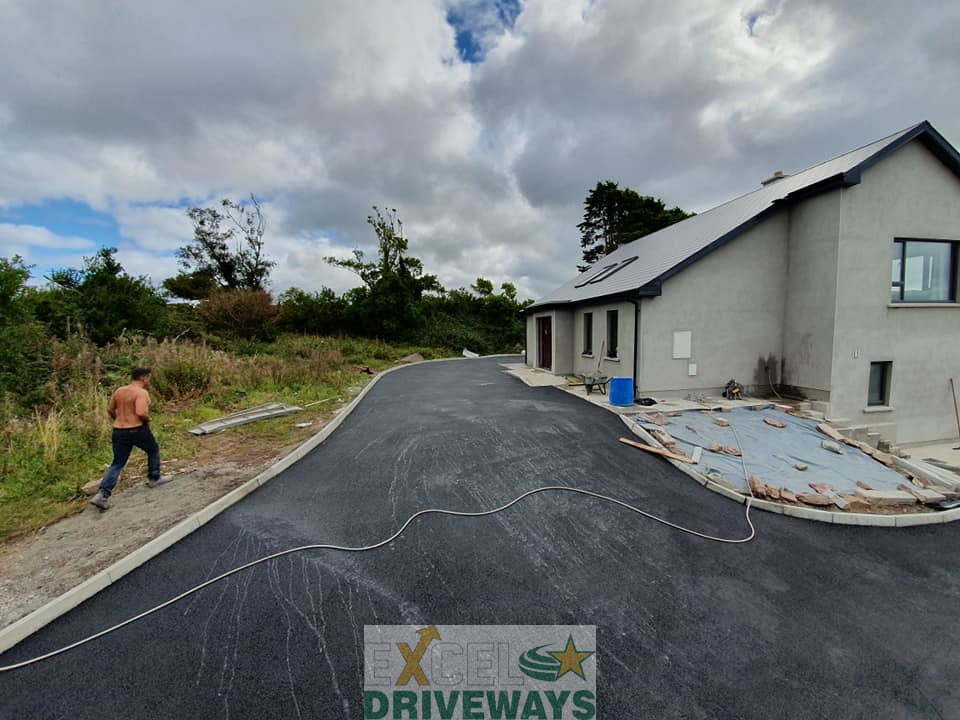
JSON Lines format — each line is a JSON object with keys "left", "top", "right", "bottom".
{"left": 525, "top": 121, "right": 960, "bottom": 445}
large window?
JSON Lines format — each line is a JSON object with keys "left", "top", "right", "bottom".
{"left": 582, "top": 312, "right": 593, "bottom": 354}
{"left": 868, "top": 361, "right": 892, "bottom": 407}
{"left": 606, "top": 309, "right": 618, "bottom": 359}
{"left": 891, "top": 239, "right": 958, "bottom": 303}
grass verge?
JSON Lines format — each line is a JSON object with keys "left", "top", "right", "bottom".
{"left": 0, "top": 334, "right": 451, "bottom": 541}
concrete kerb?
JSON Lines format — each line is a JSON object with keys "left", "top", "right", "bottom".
{"left": 0, "top": 353, "right": 515, "bottom": 656}
{"left": 608, "top": 398, "right": 958, "bottom": 528}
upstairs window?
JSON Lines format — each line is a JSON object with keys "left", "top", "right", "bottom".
{"left": 582, "top": 312, "right": 593, "bottom": 354}
{"left": 891, "top": 239, "right": 958, "bottom": 303}
{"left": 606, "top": 309, "right": 619, "bottom": 359}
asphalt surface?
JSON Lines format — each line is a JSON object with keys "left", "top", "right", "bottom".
{"left": 2, "top": 355, "right": 959, "bottom": 719}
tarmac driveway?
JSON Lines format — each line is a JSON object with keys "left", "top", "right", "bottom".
{"left": 1, "top": 355, "right": 959, "bottom": 719}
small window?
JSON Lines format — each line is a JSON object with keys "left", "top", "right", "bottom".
{"left": 582, "top": 312, "right": 593, "bottom": 354}
{"left": 868, "top": 361, "right": 892, "bottom": 406}
{"left": 606, "top": 309, "right": 618, "bottom": 359}
{"left": 890, "top": 239, "right": 958, "bottom": 303}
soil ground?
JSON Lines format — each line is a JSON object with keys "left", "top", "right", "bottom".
{"left": 0, "top": 408, "right": 338, "bottom": 629}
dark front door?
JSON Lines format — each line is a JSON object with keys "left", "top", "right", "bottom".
{"left": 537, "top": 316, "right": 552, "bottom": 370}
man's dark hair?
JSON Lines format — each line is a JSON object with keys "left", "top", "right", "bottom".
{"left": 131, "top": 367, "right": 152, "bottom": 381}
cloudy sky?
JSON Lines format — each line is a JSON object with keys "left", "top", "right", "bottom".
{"left": 1, "top": 0, "right": 958, "bottom": 300}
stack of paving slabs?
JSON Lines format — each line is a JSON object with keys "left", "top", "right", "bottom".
{"left": 627, "top": 406, "right": 952, "bottom": 514}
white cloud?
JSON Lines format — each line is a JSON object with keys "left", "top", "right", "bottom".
{"left": 0, "top": 0, "right": 957, "bottom": 300}
{"left": 0, "top": 223, "right": 94, "bottom": 251}
{"left": 113, "top": 205, "right": 195, "bottom": 252}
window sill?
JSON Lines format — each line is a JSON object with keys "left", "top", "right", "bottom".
{"left": 604, "top": 356, "right": 620, "bottom": 362}
{"left": 863, "top": 405, "right": 894, "bottom": 414}
{"left": 887, "top": 303, "right": 960, "bottom": 308}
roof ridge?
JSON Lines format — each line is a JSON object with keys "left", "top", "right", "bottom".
{"left": 783, "top": 121, "right": 923, "bottom": 177}
{"left": 611, "top": 121, "right": 925, "bottom": 254}
{"left": 538, "top": 120, "right": 943, "bottom": 308}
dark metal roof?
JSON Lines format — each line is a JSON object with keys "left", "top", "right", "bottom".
{"left": 530, "top": 121, "right": 957, "bottom": 310}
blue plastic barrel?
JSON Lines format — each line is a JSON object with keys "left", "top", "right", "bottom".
{"left": 609, "top": 377, "right": 634, "bottom": 407}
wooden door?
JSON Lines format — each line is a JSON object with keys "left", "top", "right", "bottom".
{"left": 537, "top": 316, "right": 552, "bottom": 370}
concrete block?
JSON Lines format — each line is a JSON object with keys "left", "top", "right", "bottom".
{"left": 795, "top": 401, "right": 812, "bottom": 411}
{"left": 940, "top": 507, "right": 960, "bottom": 523}
{"left": 749, "top": 498, "right": 784, "bottom": 514}
{"left": 666, "top": 457, "right": 709, "bottom": 487}
{"left": 865, "top": 432, "right": 881, "bottom": 449}
{"left": 821, "top": 440, "right": 843, "bottom": 455}
{"left": 894, "top": 513, "right": 944, "bottom": 527}
{"left": 848, "top": 426, "right": 868, "bottom": 442}
{"left": 705, "top": 481, "right": 746, "bottom": 504}
{"left": 781, "top": 504, "right": 833, "bottom": 523}
{"left": 892, "top": 456, "right": 960, "bottom": 490}
{"left": 898, "top": 485, "right": 946, "bottom": 504}
{"left": 854, "top": 488, "right": 916, "bottom": 506}
{"left": 830, "top": 512, "right": 896, "bottom": 526}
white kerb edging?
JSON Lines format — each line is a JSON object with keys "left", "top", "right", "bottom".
{"left": 615, "top": 413, "right": 960, "bottom": 528}
{"left": 0, "top": 354, "right": 513, "bottom": 656}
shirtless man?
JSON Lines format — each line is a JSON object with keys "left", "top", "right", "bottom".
{"left": 89, "top": 367, "right": 170, "bottom": 510}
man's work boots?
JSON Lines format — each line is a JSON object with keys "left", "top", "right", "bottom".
{"left": 89, "top": 491, "right": 110, "bottom": 511}
{"left": 147, "top": 476, "right": 173, "bottom": 489}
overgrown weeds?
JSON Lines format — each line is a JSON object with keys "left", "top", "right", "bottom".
{"left": 0, "top": 333, "right": 449, "bottom": 540}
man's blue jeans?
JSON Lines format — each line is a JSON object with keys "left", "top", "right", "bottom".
{"left": 99, "top": 425, "right": 161, "bottom": 497}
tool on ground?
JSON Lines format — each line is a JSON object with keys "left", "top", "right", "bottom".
{"left": 722, "top": 379, "right": 744, "bottom": 400}
{"left": 581, "top": 375, "right": 610, "bottom": 395}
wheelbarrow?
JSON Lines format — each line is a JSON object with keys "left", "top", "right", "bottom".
{"left": 581, "top": 375, "right": 610, "bottom": 395}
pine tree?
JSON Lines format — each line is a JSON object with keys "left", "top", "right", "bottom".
{"left": 577, "top": 181, "right": 692, "bottom": 271}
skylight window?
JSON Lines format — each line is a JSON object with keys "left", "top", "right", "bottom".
{"left": 586, "top": 256, "right": 638, "bottom": 285}
{"left": 574, "top": 263, "right": 617, "bottom": 287}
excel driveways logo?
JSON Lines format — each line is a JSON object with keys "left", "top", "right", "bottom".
{"left": 363, "top": 625, "right": 597, "bottom": 719}
{"left": 517, "top": 637, "right": 594, "bottom": 682}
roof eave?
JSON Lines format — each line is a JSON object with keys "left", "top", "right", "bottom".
{"left": 527, "top": 121, "right": 960, "bottom": 312}
{"left": 522, "top": 286, "right": 652, "bottom": 313}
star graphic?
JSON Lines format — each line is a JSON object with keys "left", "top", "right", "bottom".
{"left": 548, "top": 635, "right": 595, "bottom": 680}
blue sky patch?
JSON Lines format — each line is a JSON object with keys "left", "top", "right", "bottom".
{"left": 447, "top": 0, "right": 522, "bottom": 63}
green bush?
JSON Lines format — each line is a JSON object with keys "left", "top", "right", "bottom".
{"left": 0, "top": 256, "right": 53, "bottom": 405}
{"left": 151, "top": 358, "right": 215, "bottom": 399}
{"left": 0, "top": 321, "right": 52, "bottom": 407}
{"left": 276, "top": 287, "right": 347, "bottom": 335}
{"left": 197, "top": 289, "right": 277, "bottom": 340}
{"left": 32, "top": 248, "right": 167, "bottom": 345}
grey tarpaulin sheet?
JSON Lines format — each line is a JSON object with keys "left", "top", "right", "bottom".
{"left": 630, "top": 406, "right": 907, "bottom": 494}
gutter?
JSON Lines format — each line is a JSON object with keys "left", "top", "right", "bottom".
{"left": 629, "top": 297, "right": 640, "bottom": 398}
